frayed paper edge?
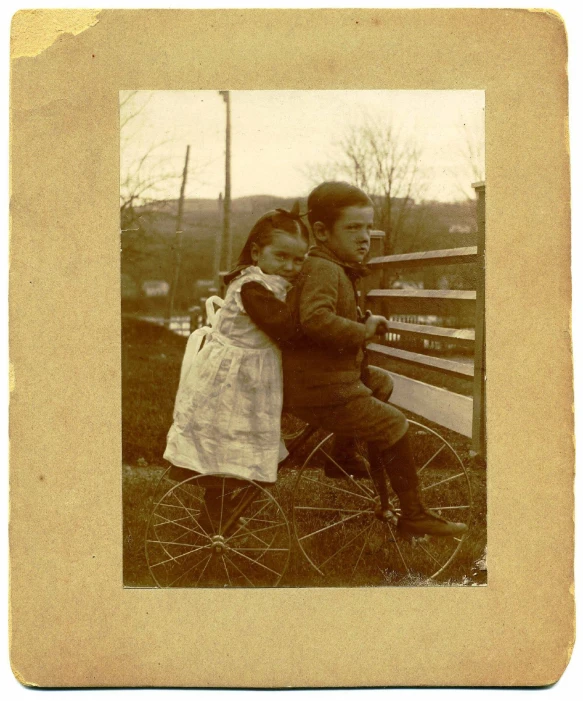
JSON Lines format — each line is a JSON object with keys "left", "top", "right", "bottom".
{"left": 11, "top": 9, "right": 101, "bottom": 60}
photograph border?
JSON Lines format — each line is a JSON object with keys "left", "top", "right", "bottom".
{"left": 9, "top": 8, "right": 573, "bottom": 688}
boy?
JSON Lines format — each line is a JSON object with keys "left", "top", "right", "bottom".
{"left": 283, "top": 181, "right": 467, "bottom": 537}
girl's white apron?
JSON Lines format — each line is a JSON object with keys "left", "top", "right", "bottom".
{"left": 164, "top": 267, "right": 291, "bottom": 483}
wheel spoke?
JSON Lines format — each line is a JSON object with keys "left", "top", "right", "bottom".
{"left": 231, "top": 547, "right": 289, "bottom": 552}
{"left": 350, "top": 521, "right": 377, "bottom": 580}
{"left": 417, "top": 444, "right": 446, "bottom": 474}
{"left": 155, "top": 501, "right": 193, "bottom": 510}
{"left": 229, "top": 547, "right": 284, "bottom": 577}
{"left": 223, "top": 553, "right": 255, "bottom": 587}
{"left": 386, "top": 521, "right": 410, "bottom": 574}
{"left": 239, "top": 516, "right": 280, "bottom": 525}
{"left": 173, "top": 483, "right": 220, "bottom": 538}
{"left": 229, "top": 522, "right": 275, "bottom": 549}
{"left": 153, "top": 511, "right": 208, "bottom": 540}
{"left": 200, "top": 493, "right": 218, "bottom": 536}
{"left": 412, "top": 539, "right": 446, "bottom": 569}
{"left": 294, "top": 506, "right": 371, "bottom": 514}
{"left": 227, "top": 520, "right": 284, "bottom": 546}
{"left": 149, "top": 541, "right": 211, "bottom": 568}
{"left": 154, "top": 511, "right": 195, "bottom": 526}
{"left": 221, "top": 555, "right": 232, "bottom": 586}
{"left": 319, "top": 449, "right": 376, "bottom": 500}
{"left": 357, "top": 479, "right": 377, "bottom": 498}
{"left": 167, "top": 552, "right": 212, "bottom": 587}
{"left": 319, "top": 520, "right": 377, "bottom": 570}
{"left": 173, "top": 484, "right": 205, "bottom": 513}
{"left": 193, "top": 552, "right": 214, "bottom": 586}
{"left": 152, "top": 519, "right": 195, "bottom": 564}
{"left": 158, "top": 498, "right": 202, "bottom": 522}
{"left": 224, "top": 496, "right": 272, "bottom": 541}
{"left": 218, "top": 477, "right": 226, "bottom": 533}
{"left": 174, "top": 481, "right": 203, "bottom": 499}
{"left": 421, "top": 472, "right": 465, "bottom": 492}
{"left": 147, "top": 539, "right": 207, "bottom": 549}
{"left": 170, "top": 489, "right": 211, "bottom": 537}
{"left": 425, "top": 504, "right": 470, "bottom": 511}
{"left": 298, "top": 509, "right": 371, "bottom": 542}
{"left": 301, "top": 474, "right": 377, "bottom": 504}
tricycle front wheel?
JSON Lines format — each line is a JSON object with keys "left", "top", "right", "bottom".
{"left": 146, "top": 473, "right": 291, "bottom": 588}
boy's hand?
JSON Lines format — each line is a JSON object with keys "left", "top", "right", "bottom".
{"left": 364, "top": 314, "right": 389, "bottom": 340}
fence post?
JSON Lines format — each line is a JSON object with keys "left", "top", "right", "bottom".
{"left": 471, "top": 182, "right": 486, "bottom": 459}
{"left": 359, "top": 230, "right": 385, "bottom": 311}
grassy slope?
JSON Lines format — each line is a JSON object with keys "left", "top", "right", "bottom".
{"left": 122, "top": 318, "right": 186, "bottom": 465}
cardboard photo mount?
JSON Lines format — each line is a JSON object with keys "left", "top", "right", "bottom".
{"left": 9, "top": 9, "right": 574, "bottom": 688}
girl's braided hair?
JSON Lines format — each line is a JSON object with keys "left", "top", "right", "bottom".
{"left": 223, "top": 202, "right": 309, "bottom": 284}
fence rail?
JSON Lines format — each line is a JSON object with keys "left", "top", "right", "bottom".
{"left": 367, "top": 343, "right": 474, "bottom": 378}
{"left": 368, "top": 246, "right": 478, "bottom": 270}
{"left": 383, "top": 320, "right": 475, "bottom": 346}
{"left": 360, "top": 183, "right": 486, "bottom": 457}
{"left": 367, "top": 288, "right": 476, "bottom": 318}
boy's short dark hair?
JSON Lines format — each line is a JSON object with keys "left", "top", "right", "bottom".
{"left": 307, "top": 181, "right": 374, "bottom": 228}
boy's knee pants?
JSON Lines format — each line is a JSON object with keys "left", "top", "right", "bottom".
{"left": 290, "top": 366, "right": 409, "bottom": 452}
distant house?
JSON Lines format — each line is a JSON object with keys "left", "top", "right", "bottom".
{"left": 448, "top": 224, "right": 473, "bottom": 234}
{"left": 192, "top": 279, "right": 219, "bottom": 305}
{"left": 391, "top": 279, "right": 423, "bottom": 290}
{"left": 193, "top": 279, "right": 215, "bottom": 296}
{"left": 142, "top": 280, "right": 170, "bottom": 297}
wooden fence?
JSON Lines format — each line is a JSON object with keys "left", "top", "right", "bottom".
{"left": 360, "top": 183, "right": 486, "bottom": 458}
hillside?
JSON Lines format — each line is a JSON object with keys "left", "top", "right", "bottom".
{"left": 121, "top": 194, "right": 477, "bottom": 311}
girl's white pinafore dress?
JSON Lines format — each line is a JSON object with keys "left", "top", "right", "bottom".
{"left": 164, "top": 266, "right": 291, "bottom": 483}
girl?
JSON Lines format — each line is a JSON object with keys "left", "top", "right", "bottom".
{"left": 164, "top": 208, "right": 308, "bottom": 499}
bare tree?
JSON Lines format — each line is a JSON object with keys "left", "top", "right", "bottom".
{"left": 120, "top": 91, "right": 181, "bottom": 228}
{"left": 120, "top": 91, "right": 215, "bottom": 237}
{"left": 306, "top": 115, "right": 428, "bottom": 256}
{"left": 120, "top": 91, "right": 197, "bottom": 301}
{"left": 120, "top": 92, "right": 220, "bottom": 313}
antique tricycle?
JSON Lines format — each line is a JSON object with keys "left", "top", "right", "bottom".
{"left": 145, "top": 298, "right": 473, "bottom": 588}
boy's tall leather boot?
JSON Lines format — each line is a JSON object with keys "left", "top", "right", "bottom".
{"left": 326, "top": 435, "right": 370, "bottom": 478}
{"left": 369, "top": 432, "right": 468, "bottom": 538}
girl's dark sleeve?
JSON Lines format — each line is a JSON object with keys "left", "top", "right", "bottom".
{"left": 240, "top": 281, "right": 302, "bottom": 346}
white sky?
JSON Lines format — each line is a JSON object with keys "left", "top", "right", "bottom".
{"left": 121, "top": 90, "right": 484, "bottom": 204}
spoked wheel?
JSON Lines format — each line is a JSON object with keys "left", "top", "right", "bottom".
{"left": 146, "top": 473, "right": 291, "bottom": 588}
{"left": 292, "top": 420, "right": 473, "bottom": 584}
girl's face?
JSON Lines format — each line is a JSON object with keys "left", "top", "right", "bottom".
{"left": 251, "top": 231, "right": 307, "bottom": 281}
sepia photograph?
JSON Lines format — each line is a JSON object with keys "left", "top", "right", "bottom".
{"left": 9, "top": 6, "right": 575, "bottom": 688}
{"left": 121, "top": 89, "right": 486, "bottom": 589}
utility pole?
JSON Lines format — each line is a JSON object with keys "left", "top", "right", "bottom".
{"left": 213, "top": 192, "right": 223, "bottom": 289}
{"left": 166, "top": 144, "right": 190, "bottom": 324}
{"left": 219, "top": 90, "right": 232, "bottom": 272}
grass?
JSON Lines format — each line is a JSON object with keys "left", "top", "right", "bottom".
{"left": 122, "top": 317, "right": 487, "bottom": 588}
{"left": 122, "top": 317, "right": 186, "bottom": 465}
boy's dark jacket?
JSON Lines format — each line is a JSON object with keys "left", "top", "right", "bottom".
{"left": 282, "top": 245, "right": 372, "bottom": 408}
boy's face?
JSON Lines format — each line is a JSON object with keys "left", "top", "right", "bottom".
{"left": 251, "top": 231, "right": 308, "bottom": 281}
{"left": 315, "top": 206, "right": 374, "bottom": 264}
